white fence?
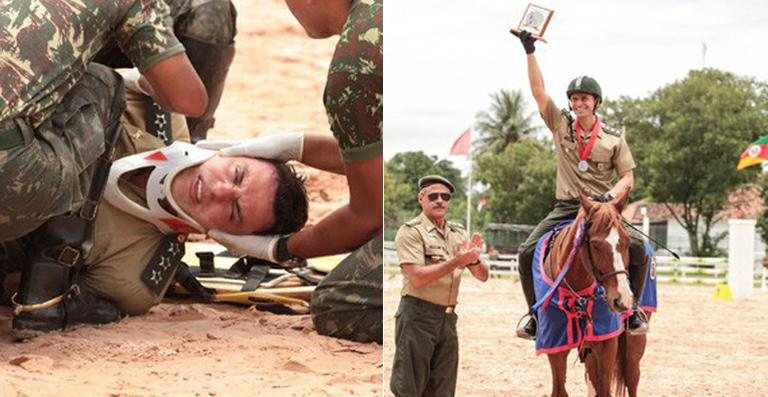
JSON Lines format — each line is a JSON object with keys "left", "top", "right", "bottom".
{"left": 384, "top": 240, "right": 768, "bottom": 289}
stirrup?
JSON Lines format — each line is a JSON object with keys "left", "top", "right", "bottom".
{"left": 515, "top": 313, "right": 537, "bottom": 341}
{"left": 626, "top": 307, "right": 649, "bottom": 336}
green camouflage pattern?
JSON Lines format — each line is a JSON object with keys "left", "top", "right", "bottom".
{"left": 324, "top": 0, "right": 383, "bottom": 163}
{"left": 0, "top": 0, "right": 183, "bottom": 125}
{"left": 0, "top": 63, "right": 125, "bottom": 242}
{"left": 310, "top": 233, "right": 383, "bottom": 344}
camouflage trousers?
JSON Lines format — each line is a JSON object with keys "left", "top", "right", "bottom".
{"left": 310, "top": 233, "right": 383, "bottom": 344}
{"left": 0, "top": 63, "right": 125, "bottom": 242}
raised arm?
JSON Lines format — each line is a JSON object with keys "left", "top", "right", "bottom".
{"left": 511, "top": 30, "right": 551, "bottom": 116}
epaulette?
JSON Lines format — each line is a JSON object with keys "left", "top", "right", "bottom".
{"left": 404, "top": 219, "right": 421, "bottom": 227}
{"left": 447, "top": 221, "right": 466, "bottom": 231}
{"left": 601, "top": 123, "right": 623, "bottom": 137}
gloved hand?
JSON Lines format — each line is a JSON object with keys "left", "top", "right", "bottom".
{"left": 121, "top": 68, "right": 152, "bottom": 97}
{"left": 208, "top": 230, "right": 280, "bottom": 262}
{"left": 594, "top": 191, "right": 616, "bottom": 203}
{"left": 509, "top": 29, "right": 536, "bottom": 54}
{"left": 195, "top": 132, "right": 305, "bottom": 162}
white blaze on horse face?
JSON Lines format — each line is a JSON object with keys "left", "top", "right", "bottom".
{"left": 606, "top": 227, "right": 634, "bottom": 307}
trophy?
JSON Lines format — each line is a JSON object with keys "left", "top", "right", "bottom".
{"left": 510, "top": 3, "right": 554, "bottom": 43}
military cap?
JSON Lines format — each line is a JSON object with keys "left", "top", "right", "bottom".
{"left": 418, "top": 175, "right": 455, "bottom": 193}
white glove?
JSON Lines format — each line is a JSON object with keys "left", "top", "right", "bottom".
{"left": 208, "top": 230, "right": 280, "bottom": 262}
{"left": 195, "top": 132, "right": 305, "bottom": 162}
{"left": 121, "top": 68, "right": 151, "bottom": 97}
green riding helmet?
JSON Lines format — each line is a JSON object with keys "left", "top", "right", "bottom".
{"left": 566, "top": 76, "right": 602, "bottom": 104}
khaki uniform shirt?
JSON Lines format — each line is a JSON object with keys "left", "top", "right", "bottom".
{"left": 80, "top": 85, "right": 189, "bottom": 315}
{"left": 394, "top": 213, "right": 469, "bottom": 306}
{"left": 542, "top": 98, "right": 636, "bottom": 200}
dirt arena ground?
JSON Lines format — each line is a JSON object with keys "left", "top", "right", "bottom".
{"left": 383, "top": 272, "right": 768, "bottom": 396}
{"left": 0, "top": 1, "right": 381, "bottom": 396}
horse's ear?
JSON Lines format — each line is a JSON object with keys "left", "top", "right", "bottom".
{"left": 613, "top": 186, "right": 631, "bottom": 213}
{"left": 579, "top": 189, "right": 594, "bottom": 212}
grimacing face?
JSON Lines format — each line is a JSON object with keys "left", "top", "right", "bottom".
{"left": 171, "top": 155, "right": 278, "bottom": 235}
{"left": 418, "top": 183, "right": 451, "bottom": 221}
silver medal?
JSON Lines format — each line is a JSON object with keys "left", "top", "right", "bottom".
{"left": 578, "top": 160, "right": 589, "bottom": 172}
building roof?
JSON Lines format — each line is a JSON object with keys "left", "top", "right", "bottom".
{"left": 622, "top": 184, "right": 766, "bottom": 223}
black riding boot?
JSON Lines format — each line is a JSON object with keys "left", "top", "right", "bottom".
{"left": 626, "top": 241, "right": 649, "bottom": 335}
{"left": 12, "top": 215, "right": 122, "bottom": 333}
{"left": 516, "top": 246, "right": 537, "bottom": 340}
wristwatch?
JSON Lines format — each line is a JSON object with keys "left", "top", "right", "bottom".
{"left": 275, "top": 235, "right": 305, "bottom": 266}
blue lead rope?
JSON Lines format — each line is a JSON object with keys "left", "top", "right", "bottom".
{"left": 529, "top": 219, "right": 587, "bottom": 314}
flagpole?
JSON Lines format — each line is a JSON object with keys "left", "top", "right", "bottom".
{"left": 466, "top": 129, "right": 472, "bottom": 234}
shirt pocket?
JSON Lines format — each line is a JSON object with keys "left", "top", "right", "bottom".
{"left": 424, "top": 247, "right": 446, "bottom": 264}
{"left": 589, "top": 146, "right": 614, "bottom": 176}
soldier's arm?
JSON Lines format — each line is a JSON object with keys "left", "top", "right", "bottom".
{"left": 300, "top": 134, "right": 347, "bottom": 175}
{"left": 610, "top": 169, "right": 634, "bottom": 197}
{"left": 288, "top": 155, "right": 381, "bottom": 258}
{"left": 527, "top": 54, "right": 552, "bottom": 116}
{"left": 141, "top": 52, "right": 208, "bottom": 117}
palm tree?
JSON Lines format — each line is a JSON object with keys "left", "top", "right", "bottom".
{"left": 474, "top": 89, "right": 540, "bottom": 154}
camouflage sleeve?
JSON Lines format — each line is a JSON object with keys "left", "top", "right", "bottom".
{"left": 323, "top": 0, "right": 383, "bottom": 163}
{"left": 395, "top": 225, "right": 424, "bottom": 266}
{"left": 115, "top": 0, "right": 185, "bottom": 72}
{"left": 613, "top": 134, "right": 636, "bottom": 174}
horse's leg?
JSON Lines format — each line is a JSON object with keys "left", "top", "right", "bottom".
{"left": 548, "top": 351, "right": 570, "bottom": 397}
{"left": 588, "top": 339, "right": 618, "bottom": 397}
{"left": 584, "top": 351, "right": 598, "bottom": 397}
{"left": 625, "top": 313, "right": 651, "bottom": 397}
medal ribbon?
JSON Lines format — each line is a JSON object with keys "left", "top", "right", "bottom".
{"left": 574, "top": 117, "right": 601, "bottom": 162}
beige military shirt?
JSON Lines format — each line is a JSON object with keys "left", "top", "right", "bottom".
{"left": 542, "top": 98, "right": 635, "bottom": 201}
{"left": 394, "top": 212, "right": 469, "bottom": 306}
{"left": 80, "top": 85, "right": 190, "bottom": 315}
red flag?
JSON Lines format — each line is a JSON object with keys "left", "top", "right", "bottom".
{"left": 450, "top": 128, "right": 471, "bottom": 156}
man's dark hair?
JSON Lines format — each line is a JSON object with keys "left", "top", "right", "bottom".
{"left": 259, "top": 160, "right": 308, "bottom": 235}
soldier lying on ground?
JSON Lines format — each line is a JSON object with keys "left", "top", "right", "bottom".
{"left": 0, "top": 78, "right": 308, "bottom": 333}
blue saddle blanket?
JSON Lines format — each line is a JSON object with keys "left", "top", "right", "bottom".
{"left": 532, "top": 226, "right": 658, "bottom": 355}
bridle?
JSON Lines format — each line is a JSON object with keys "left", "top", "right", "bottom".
{"left": 581, "top": 208, "right": 629, "bottom": 287}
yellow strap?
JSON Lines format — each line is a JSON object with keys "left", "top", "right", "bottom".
{"left": 213, "top": 291, "right": 309, "bottom": 307}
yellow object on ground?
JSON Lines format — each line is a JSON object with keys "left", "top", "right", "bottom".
{"left": 712, "top": 283, "right": 733, "bottom": 301}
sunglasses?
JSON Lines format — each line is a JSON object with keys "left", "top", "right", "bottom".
{"left": 427, "top": 192, "right": 451, "bottom": 202}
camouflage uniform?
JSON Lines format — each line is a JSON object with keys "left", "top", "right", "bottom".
{"left": 94, "top": 0, "right": 238, "bottom": 142}
{"left": 2, "top": 83, "right": 190, "bottom": 314}
{"left": 310, "top": 233, "right": 383, "bottom": 344}
{"left": 0, "top": 0, "right": 184, "bottom": 241}
{"left": 310, "top": 0, "right": 383, "bottom": 343}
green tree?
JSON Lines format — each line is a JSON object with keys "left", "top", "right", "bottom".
{"left": 474, "top": 89, "right": 540, "bottom": 154}
{"left": 385, "top": 151, "right": 466, "bottom": 232}
{"left": 474, "top": 138, "right": 557, "bottom": 225}
{"left": 607, "top": 69, "right": 768, "bottom": 256}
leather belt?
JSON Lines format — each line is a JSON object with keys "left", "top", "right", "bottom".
{"left": 403, "top": 295, "right": 456, "bottom": 314}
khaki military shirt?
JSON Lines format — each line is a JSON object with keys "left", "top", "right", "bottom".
{"left": 542, "top": 98, "right": 635, "bottom": 200}
{"left": 80, "top": 85, "right": 189, "bottom": 315}
{"left": 395, "top": 212, "right": 469, "bottom": 306}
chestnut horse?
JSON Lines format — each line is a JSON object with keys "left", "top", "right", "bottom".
{"left": 533, "top": 189, "right": 647, "bottom": 397}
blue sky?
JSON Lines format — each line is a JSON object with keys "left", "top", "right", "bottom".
{"left": 384, "top": 0, "right": 768, "bottom": 170}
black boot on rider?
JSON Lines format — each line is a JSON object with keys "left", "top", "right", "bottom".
{"left": 516, "top": 246, "right": 538, "bottom": 340}
{"left": 626, "top": 241, "right": 649, "bottom": 335}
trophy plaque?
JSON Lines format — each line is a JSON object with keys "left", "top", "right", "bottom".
{"left": 511, "top": 3, "right": 554, "bottom": 43}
